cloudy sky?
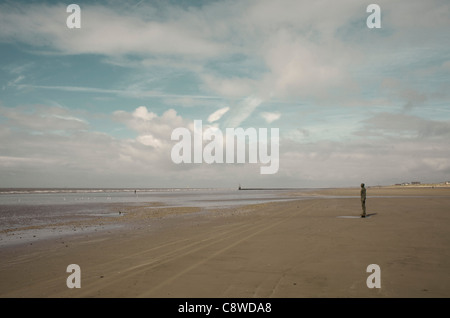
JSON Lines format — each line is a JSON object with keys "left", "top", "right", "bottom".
{"left": 1, "top": 0, "right": 449, "bottom": 188}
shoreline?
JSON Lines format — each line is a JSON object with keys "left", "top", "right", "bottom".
{"left": 1, "top": 187, "right": 449, "bottom": 297}
{"left": 4, "top": 186, "right": 448, "bottom": 248}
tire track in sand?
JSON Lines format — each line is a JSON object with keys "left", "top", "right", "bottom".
{"left": 73, "top": 210, "right": 286, "bottom": 297}
{"left": 137, "top": 202, "right": 317, "bottom": 297}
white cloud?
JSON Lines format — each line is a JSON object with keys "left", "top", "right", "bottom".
{"left": 0, "top": 3, "right": 227, "bottom": 58}
{"left": 0, "top": 105, "right": 178, "bottom": 187}
{"left": 133, "top": 106, "right": 157, "bottom": 121}
{"left": 0, "top": 1, "right": 360, "bottom": 103}
{"left": 260, "top": 112, "right": 281, "bottom": 124}
{"left": 2, "top": 0, "right": 448, "bottom": 107}
{"left": 136, "top": 135, "right": 163, "bottom": 148}
{"left": 114, "top": 106, "right": 188, "bottom": 149}
{"left": 1, "top": 104, "right": 449, "bottom": 188}
{"left": 207, "top": 106, "right": 230, "bottom": 123}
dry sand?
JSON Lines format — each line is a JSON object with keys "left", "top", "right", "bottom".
{"left": 0, "top": 187, "right": 449, "bottom": 298}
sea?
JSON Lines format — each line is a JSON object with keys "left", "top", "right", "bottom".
{"left": 0, "top": 188, "right": 307, "bottom": 238}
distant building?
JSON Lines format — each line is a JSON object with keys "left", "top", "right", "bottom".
{"left": 411, "top": 181, "right": 421, "bottom": 185}
{"left": 446, "top": 181, "right": 450, "bottom": 185}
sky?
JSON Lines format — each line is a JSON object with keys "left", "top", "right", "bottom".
{"left": 0, "top": 0, "right": 449, "bottom": 188}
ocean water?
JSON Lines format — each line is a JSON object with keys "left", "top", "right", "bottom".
{"left": 0, "top": 188, "right": 303, "bottom": 232}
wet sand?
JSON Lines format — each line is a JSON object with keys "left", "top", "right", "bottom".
{"left": 0, "top": 187, "right": 449, "bottom": 297}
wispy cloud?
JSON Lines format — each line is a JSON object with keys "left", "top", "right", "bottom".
{"left": 224, "top": 96, "right": 263, "bottom": 128}
{"left": 13, "top": 84, "right": 223, "bottom": 100}
{"left": 208, "top": 106, "right": 230, "bottom": 123}
{"left": 260, "top": 112, "right": 281, "bottom": 124}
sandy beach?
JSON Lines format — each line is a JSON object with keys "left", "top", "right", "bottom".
{"left": 1, "top": 186, "right": 449, "bottom": 298}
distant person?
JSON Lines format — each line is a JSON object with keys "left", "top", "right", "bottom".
{"left": 360, "top": 183, "right": 367, "bottom": 218}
